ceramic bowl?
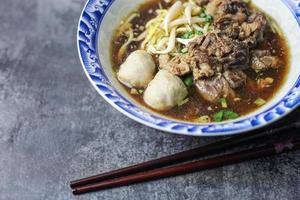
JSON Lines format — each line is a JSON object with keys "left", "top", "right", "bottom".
{"left": 77, "top": 0, "right": 300, "bottom": 136}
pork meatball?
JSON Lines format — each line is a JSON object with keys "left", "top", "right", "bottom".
{"left": 144, "top": 70, "right": 188, "bottom": 111}
{"left": 117, "top": 50, "right": 156, "bottom": 88}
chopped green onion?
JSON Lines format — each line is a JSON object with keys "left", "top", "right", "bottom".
{"left": 213, "top": 110, "right": 224, "bottom": 122}
{"left": 213, "top": 110, "right": 240, "bottom": 122}
{"left": 254, "top": 98, "right": 266, "bottom": 106}
{"left": 181, "top": 48, "right": 188, "bottom": 54}
{"left": 181, "top": 31, "right": 194, "bottom": 39}
{"left": 218, "top": 98, "right": 228, "bottom": 108}
{"left": 184, "top": 75, "right": 194, "bottom": 87}
{"left": 195, "top": 30, "right": 204, "bottom": 35}
{"left": 205, "top": 15, "right": 214, "bottom": 23}
{"left": 177, "top": 46, "right": 183, "bottom": 53}
{"left": 223, "top": 110, "right": 239, "bottom": 120}
{"left": 177, "top": 46, "right": 188, "bottom": 54}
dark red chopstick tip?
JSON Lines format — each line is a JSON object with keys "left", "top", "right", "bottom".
{"left": 73, "top": 189, "right": 85, "bottom": 195}
{"left": 70, "top": 181, "right": 77, "bottom": 189}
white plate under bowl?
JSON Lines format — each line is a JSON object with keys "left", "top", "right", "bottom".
{"left": 78, "top": 0, "right": 300, "bottom": 136}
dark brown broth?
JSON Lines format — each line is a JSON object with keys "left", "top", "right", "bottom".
{"left": 111, "top": 0, "right": 289, "bottom": 122}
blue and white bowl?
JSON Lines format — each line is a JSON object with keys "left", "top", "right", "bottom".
{"left": 78, "top": 0, "right": 300, "bottom": 136}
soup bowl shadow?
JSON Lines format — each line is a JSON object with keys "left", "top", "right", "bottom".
{"left": 77, "top": 0, "right": 300, "bottom": 136}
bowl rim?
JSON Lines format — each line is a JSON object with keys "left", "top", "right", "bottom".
{"left": 77, "top": 0, "right": 300, "bottom": 137}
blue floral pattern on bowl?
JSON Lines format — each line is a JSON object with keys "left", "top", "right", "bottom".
{"left": 78, "top": 0, "right": 300, "bottom": 136}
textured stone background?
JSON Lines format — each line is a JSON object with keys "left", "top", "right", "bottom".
{"left": 0, "top": 0, "right": 299, "bottom": 199}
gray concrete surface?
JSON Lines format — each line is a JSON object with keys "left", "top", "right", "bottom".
{"left": 0, "top": 0, "right": 299, "bottom": 199}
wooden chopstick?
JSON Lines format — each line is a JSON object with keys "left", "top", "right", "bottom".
{"left": 72, "top": 139, "right": 300, "bottom": 195}
{"left": 70, "top": 122, "right": 300, "bottom": 189}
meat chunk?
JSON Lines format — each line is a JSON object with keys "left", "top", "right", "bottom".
{"left": 239, "top": 13, "right": 267, "bottom": 47}
{"left": 159, "top": 52, "right": 217, "bottom": 79}
{"left": 189, "top": 52, "right": 219, "bottom": 79}
{"left": 195, "top": 74, "right": 236, "bottom": 103}
{"left": 193, "top": 63, "right": 215, "bottom": 80}
{"left": 214, "top": 16, "right": 241, "bottom": 39}
{"left": 220, "top": 41, "right": 250, "bottom": 70}
{"left": 207, "top": 0, "right": 248, "bottom": 17}
{"left": 188, "top": 37, "right": 205, "bottom": 56}
{"left": 158, "top": 54, "right": 191, "bottom": 76}
{"left": 250, "top": 50, "right": 279, "bottom": 72}
{"left": 218, "top": 0, "right": 249, "bottom": 16}
{"left": 223, "top": 70, "right": 247, "bottom": 89}
{"left": 188, "top": 33, "right": 233, "bottom": 59}
{"left": 211, "top": 1, "right": 267, "bottom": 48}
{"left": 189, "top": 34, "right": 249, "bottom": 71}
